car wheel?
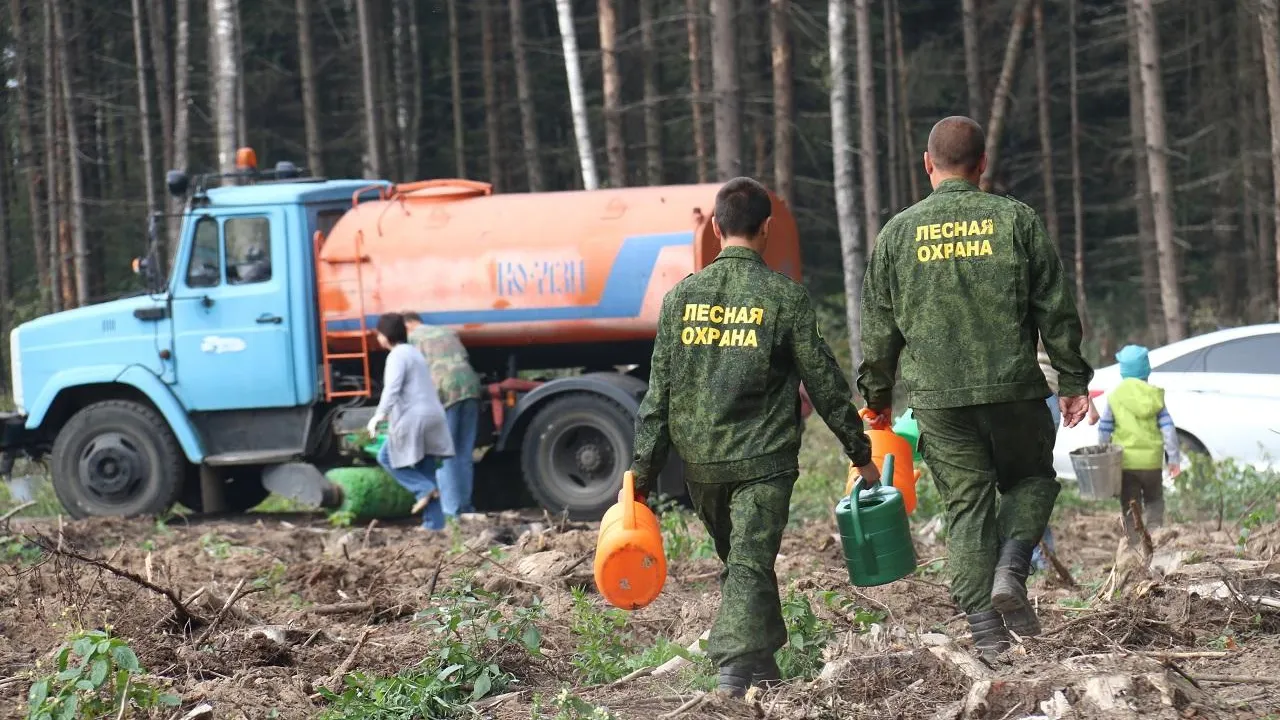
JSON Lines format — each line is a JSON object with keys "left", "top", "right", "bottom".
{"left": 1176, "top": 430, "right": 1210, "bottom": 469}
{"left": 50, "top": 400, "right": 186, "bottom": 519}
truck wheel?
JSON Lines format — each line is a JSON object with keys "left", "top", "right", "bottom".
{"left": 521, "top": 393, "right": 633, "bottom": 521}
{"left": 180, "top": 466, "right": 271, "bottom": 514}
{"left": 50, "top": 400, "right": 185, "bottom": 519}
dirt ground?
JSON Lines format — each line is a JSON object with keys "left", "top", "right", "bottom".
{"left": 2, "top": 500, "right": 1279, "bottom": 719}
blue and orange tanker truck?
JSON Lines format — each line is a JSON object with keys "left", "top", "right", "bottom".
{"left": 0, "top": 153, "right": 805, "bottom": 520}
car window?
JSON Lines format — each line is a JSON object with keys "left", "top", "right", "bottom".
{"left": 1202, "top": 335, "right": 1280, "bottom": 374}
{"left": 1153, "top": 348, "right": 1205, "bottom": 373}
{"left": 185, "top": 216, "right": 221, "bottom": 288}
{"left": 225, "top": 217, "right": 272, "bottom": 285}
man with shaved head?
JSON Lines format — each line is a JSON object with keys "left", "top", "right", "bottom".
{"left": 857, "top": 115, "right": 1093, "bottom": 661}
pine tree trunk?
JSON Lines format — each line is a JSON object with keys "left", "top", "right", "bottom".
{"left": 710, "top": 0, "right": 741, "bottom": 180}
{"left": 354, "top": 0, "right": 381, "bottom": 178}
{"left": 854, "top": 0, "right": 880, "bottom": 245}
{"left": 0, "top": 133, "right": 10, "bottom": 361}
{"left": 233, "top": 0, "right": 247, "bottom": 147}
{"left": 1033, "top": 0, "right": 1060, "bottom": 253}
{"left": 43, "top": 2, "right": 60, "bottom": 312}
{"left": 407, "top": 0, "right": 422, "bottom": 176}
{"left": 510, "top": 0, "right": 544, "bottom": 190}
{"left": 447, "top": 0, "right": 466, "bottom": 178}
{"left": 1067, "top": 0, "right": 1087, "bottom": 326}
{"left": 884, "top": 0, "right": 900, "bottom": 212}
{"left": 51, "top": 0, "right": 88, "bottom": 306}
{"left": 640, "top": 0, "right": 663, "bottom": 185}
{"left": 688, "top": 0, "right": 709, "bottom": 183}
{"left": 1132, "top": 0, "right": 1185, "bottom": 341}
{"left": 171, "top": 0, "right": 191, "bottom": 259}
{"left": 771, "top": 0, "right": 792, "bottom": 205}
{"left": 480, "top": 0, "right": 501, "bottom": 189}
{"left": 147, "top": 0, "right": 174, "bottom": 171}
{"left": 9, "top": 0, "right": 49, "bottom": 311}
{"left": 296, "top": 0, "right": 323, "bottom": 175}
{"left": 962, "top": 0, "right": 983, "bottom": 121}
{"left": 132, "top": 0, "right": 159, "bottom": 220}
{"left": 391, "top": 0, "right": 410, "bottom": 179}
{"left": 210, "top": 0, "right": 238, "bottom": 174}
{"left": 980, "top": 0, "right": 1031, "bottom": 192}
{"left": 742, "top": 0, "right": 767, "bottom": 179}
{"left": 830, "top": 0, "right": 863, "bottom": 368}
{"left": 893, "top": 3, "right": 919, "bottom": 203}
{"left": 1259, "top": 0, "right": 1280, "bottom": 320}
{"left": 555, "top": 0, "right": 599, "bottom": 190}
{"left": 599, "top": 0, "right": 625, "bottom": 187}
{"left": 1126, "top": 2, "right": 1162, "bottom": 342}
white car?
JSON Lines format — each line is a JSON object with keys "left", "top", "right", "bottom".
{"left": 1052, "top": 324, "right": 1280, "bottom": 480}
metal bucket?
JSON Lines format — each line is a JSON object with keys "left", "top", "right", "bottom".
{"left": 1069, "top": 444, "right": 1124, "bottom": 499}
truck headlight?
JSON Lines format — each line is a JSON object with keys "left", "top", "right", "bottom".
{"left": 10, "top": 328, "right": 22, "bottom": 415}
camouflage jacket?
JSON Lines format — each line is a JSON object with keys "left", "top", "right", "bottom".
{"left": 631, "top": 246, "right": 872, "bottom": 492}
{"left": 857, "top": 178, "right": 1092, "bottom": 410}
{"left": 407, "top": 324, "right": 483, "bottom": 409}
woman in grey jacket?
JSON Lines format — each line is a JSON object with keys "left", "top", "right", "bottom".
{"left": 368, "top": 314, "right": 456, "bottom": 530}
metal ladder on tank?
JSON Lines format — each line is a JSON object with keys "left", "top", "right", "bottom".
{"left": 314, "top": 228, "right": 373, "bottom": 401}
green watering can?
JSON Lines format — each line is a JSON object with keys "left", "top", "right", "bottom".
{"left": 835, "top": 454, "right": 918, "bottom": 587}
{"left": 892, "top": 410, "right": 923, "bottom": 464}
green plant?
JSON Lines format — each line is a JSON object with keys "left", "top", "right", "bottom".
{"left": 328, "top": 510, "right": 356, "bottom": 528}
{"left": 27, "top": 630, "right": 179, "bottom": 720}
{"left": 1171, "top": 455, "right": 1280, "bottom": 531}
{"left": 655, "top": 501, "right": 715, "bottom": 562}
{"left": 776, "top": 591, "right": 838, "bottom": 681}
{"left": 568, "top": 588, "right": 633, "bottom": 684}
{"left": 532, "top": 689, "right": 617, "bottom": 720}
{"left": 198, "top": 533, "right": 233, "bottom": 559}
{"left": 0, "top": 534, "right": 42, "bottom": 565}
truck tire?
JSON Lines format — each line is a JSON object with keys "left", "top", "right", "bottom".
{"left": 180, "top": 466, "right": 272, "bottom": 514}
{"left": 50, "top": 400, "right": 185, "bottom": 519}
{"left": 521, "top": 393, "right": 633, "bottom": 521}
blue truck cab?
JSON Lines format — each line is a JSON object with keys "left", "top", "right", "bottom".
{"left": 2, "top": 155, "right": 688, "bottom": 520}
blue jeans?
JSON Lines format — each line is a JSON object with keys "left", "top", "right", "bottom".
{"left": 1031, "top": 395, "right": 1060, "bottom": 571}
{"left": 377, "top": 442, "right": 445, "bottom": 529}
{"left": 439, "top": 399, "right": 479, "bottom": 516}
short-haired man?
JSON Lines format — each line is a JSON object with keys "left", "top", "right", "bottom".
{"left": 401, "top": 312, "right": 483, "bottom": 519}
{"left": 631, "top": 177, "right": 879, "bottom": 697}
{"left": 858, "top": 116, "right": 1093, "bottom": 659}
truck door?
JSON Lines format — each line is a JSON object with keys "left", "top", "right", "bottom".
{"left": 168, "top": 208, "right": 299, "bottom": 410}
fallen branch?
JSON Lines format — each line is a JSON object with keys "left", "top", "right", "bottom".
{"left": 652, "top": 630, "right": 709, "bottom": 677}
{"left": 307, "top": 601, "right": 374, "bottom": 616}
{"left": 1040, "top": 541, "right": 1077, "bottom": 588}
{"left": 426, "top": 556, "right": 445, "bottom": 598}
{"left": 559, "top": 551, "right": 593, "bottom": 577}
{"left": 193, "top": 579, "right": 267, "bottom": 646}
{"left": 659, "top": 692, "right": 708, "bottom": 719}
{"left": 927, "top": 641, "right": 993, "bottom": 681}
{"left": 677, "top": 570, "right": 721, "bottom": 584}
{"left": 326, "top": 628, "right": 372, "bottom": 691}
{"left": 472, "top": 689, "right": 526, "bottom": 710}
{"left": 1194, "top": 674, "right": 1280, "bottom": 684}
{"left": 29, "top": 533, "right": 203, "bottom": 628}
{"left": 0, "top": 501, "right": 35, "bottom": 527}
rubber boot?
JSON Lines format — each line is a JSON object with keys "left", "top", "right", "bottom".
{"left": 752, "top": 656, "right": 782, "bottom": 689}
{"left": 967, "top": 610, "right": 1012, "bottom": 661}
{"left": 991, "top": 538, "right": 1041, "bottom": 637}
{"left": 716, "top": 666, "right": 752, "bottom": 698}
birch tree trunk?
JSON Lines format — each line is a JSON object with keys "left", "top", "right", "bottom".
{"left": 599, "top": 0, "right": 626, "bottom": 187}
{"left": 392, "top": 0, "right": 410, "bottom": 178}
{"left": 210, "top": 0, "right": 238, "bottom": 175}
{"left": 555, "top": 0, "right": 599, "bottom": 190}
{"left": 1258, "top": 0, "right": 1280, "bottom": 320}
{"left": 980, "top": 0, "right": 1031, "bottom": 192}
{"left": 688, "top": 0, "right": 709, "bottom": 183}
{"left": 447, "top": 0, "right": 466, "bottom": 177}
{"left": 354, "top": 0, "right": 381, "bottom": 178}
{"left": 710, "top": 0, "right": 741, "bottom": 180}
{"left": 962, "top": 0, "right": 984, "bottom": 121}
{"left": 171, "top": 0, "right": 191, "bottom": 258}
{"left": 884, "top": 0, "right": 900, "bottom": 212}
{"left": 1132, "top": 0, "right": 1185, "bottom": 341}
{"left": 640, "top": 0, "right": 663, "bottom": 185}
{"left": 1126, "top": 1, "right": 1163, "bottom": 342}
{"left": 893, "top": 3, "right": 920, "bottom": 202}
{"left": 233, "top": 0, "right": 246, "bottom": 147}
{"left": 480, "top": 0, "right": 501, "bottom": 189}
{"left": 9, "top": 0, "right": 49, "bottom": 310}
{"left": 1033, "top": 0, "right": 1060, "bottom": 252}
{"left": 509, "top": 0, "right": 544, "bottom": 190}
{"left": 131, "top": 0, "right": 158, "bottom": 220}
{"left": 1067, "top": 0, "right": 1088, "bottom": 324}
{"left": 830, "top": 0, "right": 863, "bottom": 368}
{"left": 295, "top": 0, "right": 323, "bottom": 175}
{"left": 771, "top": 0, "right": 793, "bottom": 205}
{"left": 51, "top": 0, "right": 88, "bottom": 306}
{"left": 146, "top": 0, "right": 174, "bottom": 171}
{"left": 854, "top": 0, "right": 880, "bottom": 244}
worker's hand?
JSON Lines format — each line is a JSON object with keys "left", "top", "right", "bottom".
{"left": 855, "top": 462, "right": 882, "bottom": 486}
{"left": 366, "top": 415, "right": 383, "bottom": 436}
{"left": 862, "top": 407, "right": 892, "bottom": 430}
{"left": 620, "top": 487, "right": 647, "bottom": 505}
{"left": 1059, "top": 396, "right": 1089, "bottom": 428}
{"left": 1167, "top": 463, "right": 1181, "bottom": 479}
{"left": 1087, "top": 399, "right": 1100, "bottom": 425}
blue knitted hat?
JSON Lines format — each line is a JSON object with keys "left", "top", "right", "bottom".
{"left": 1116, "top": 344, "right": 1151, "bottom": 380}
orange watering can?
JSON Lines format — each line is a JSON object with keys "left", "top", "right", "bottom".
{"left": 845, "top": 409, "right": 922, "bottom": 514}
{"left": 593, "top": 471, "right": 667, "bottom": 610}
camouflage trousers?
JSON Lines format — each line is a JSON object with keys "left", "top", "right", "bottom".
{"left": 914, "top": 400, "right": 1059, "bottom": 614}
{"left": 684, "top": 467, "right": 796, "bottom": 669}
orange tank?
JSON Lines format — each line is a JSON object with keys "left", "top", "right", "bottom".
{"left": 315, "top": 179, "right": 802, "bottom": 356}
{"left": 594, "top": 471, "right": 667, "bottom": 610}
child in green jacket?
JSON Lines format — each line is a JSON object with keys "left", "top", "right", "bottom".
{"left": 1098, "top": 345, "right": 1180, "bottom": 543}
